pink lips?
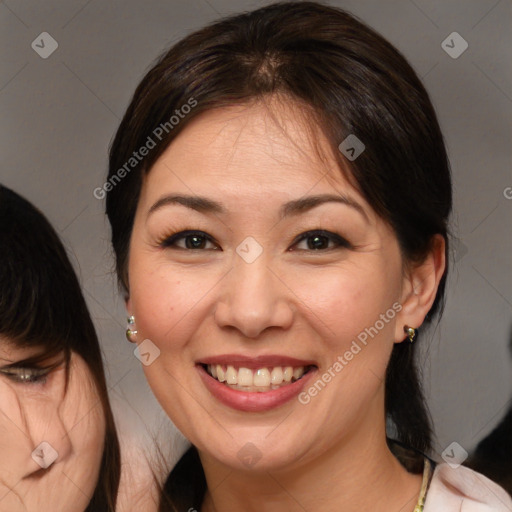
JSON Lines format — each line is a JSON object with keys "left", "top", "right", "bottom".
{"left": 196, "top": 354, "right": 317, "bottom": 412}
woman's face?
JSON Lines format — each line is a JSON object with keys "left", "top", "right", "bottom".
{"left": 127, "top": 101, "right": 418, "bottom": 471}
{"left": 0, "top": 343, "right": 105, "bottom": 511}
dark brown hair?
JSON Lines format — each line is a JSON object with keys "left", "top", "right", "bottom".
{"left": 0, "top": 185, "right": 120, "bottom": 511}
{"left": 106, "top": 1, "right": 452, "bottom": 509}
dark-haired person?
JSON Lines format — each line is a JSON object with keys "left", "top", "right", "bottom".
{"left": 105, "top": 2, "right": 512, "bottom": 511}
{"left": 0, "top": 185, "right": 120, "bottom": 511}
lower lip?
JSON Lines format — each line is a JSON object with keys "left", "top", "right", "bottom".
{"left": 197, "top": 365, "right": 316, "bottom": 412}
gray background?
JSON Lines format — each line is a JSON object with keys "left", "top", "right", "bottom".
{"left": 1, "top": 0, "right": 511, "bottom": 471}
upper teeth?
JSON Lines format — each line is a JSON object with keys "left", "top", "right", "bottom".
{"left": 207, "top": 365, "right": 306, "bottom": 388}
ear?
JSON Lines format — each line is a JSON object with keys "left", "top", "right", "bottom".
{"left": 125, "top": 296, "right": 132, "bottom": 315}
{"left": 394, "top": 234, "right": 446, "bottom": 343}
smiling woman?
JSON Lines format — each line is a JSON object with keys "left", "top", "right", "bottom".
{"left": 105, "top": 2, "right": 511, "bottom": 512}
{"left": 0, "top": 185, "right": 120, "bottom": 511}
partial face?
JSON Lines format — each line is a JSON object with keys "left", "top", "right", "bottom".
{"left": 128, "top": 101, "right": 410, "bottom": 471}
{"left": 0, "top": 344, "right": 105, "bottom": 511}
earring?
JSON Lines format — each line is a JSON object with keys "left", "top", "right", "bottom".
{"left": 126, "top": 315, "right": 138, "bottom": 342}
{"left": 404, "top": 326, "right": 417, "bottom": 343}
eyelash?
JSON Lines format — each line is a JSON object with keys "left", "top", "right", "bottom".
{"left": 0, "top": 366, "right": 52, "bottom": 385}
{"left": 159, "top": 229, "right": 352, "bottom": 252}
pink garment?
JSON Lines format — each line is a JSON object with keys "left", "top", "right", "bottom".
{"left": 424, "top": 463, "right": 512, "bottom": 511}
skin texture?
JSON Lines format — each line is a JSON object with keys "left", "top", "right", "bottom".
{"left": 114, "top": 420, "right": 161, "bottom": 512}
{"left": 0, "top": 346, "right": 105, "bottom": 512}
{"left": 127, "top": 98, "right": 445, "bottom": 512}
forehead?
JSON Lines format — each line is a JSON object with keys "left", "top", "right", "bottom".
{"left": 142, "top": 98, "right": 361, "bottom": 205}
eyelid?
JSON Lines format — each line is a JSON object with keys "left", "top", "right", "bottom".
{"left": 159, "top": 229, "right": 220, "bottom": 250}
{"left": 0, "top": 358, "right": 65, "bottom": 384}
{"left": 0, "top": 366, "right": 51, "bottom": 384}
{"left": 290, "top": 229, "right": 352, "bottom": 250}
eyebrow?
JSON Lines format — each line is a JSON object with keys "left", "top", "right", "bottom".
{"left": 147, "top": 193, "right": 368, "bottom": 221}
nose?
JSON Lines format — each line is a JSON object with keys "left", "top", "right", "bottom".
{"left": 23, "top": 397, "right": 73, "bottom": 470}
{"left": 214, "top": 254, "right": 294, "bottom": 338}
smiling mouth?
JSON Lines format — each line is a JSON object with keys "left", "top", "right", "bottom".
{"left": 203, "top": 364, "right": 316, "bottom": 392}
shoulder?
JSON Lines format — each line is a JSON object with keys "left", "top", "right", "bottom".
{"left": 424, "top": 462, "right": 512, "bottom": 511}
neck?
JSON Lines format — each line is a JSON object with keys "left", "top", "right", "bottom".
{"left": 199, "top": 403, "right": 423, "bottom": 512}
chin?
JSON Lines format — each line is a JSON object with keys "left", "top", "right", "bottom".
{"left": 196, "top": 432, "right": 311, "bottom": 473}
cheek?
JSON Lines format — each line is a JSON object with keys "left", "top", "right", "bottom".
{"left": 73, "top": 402, "right": 105, "bottom": 452}
{"left": 294, "top": 267, "right": 401, "bottom": 420}
{"left": 0, "top": 386, "right": 28, "bottom": 471}
{"left": 63, "top": 393, "right": 106, "bottom": 496}
{"left": 293, "top": 263, "right": 399, "bottom": 347}
{"left": 63, "top": 364, "right": 106, "bottom": 464}
{"left": 130, "top": 261, "right": 218, "bottom": 347}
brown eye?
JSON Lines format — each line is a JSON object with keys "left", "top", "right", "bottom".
{"left": 291, "top": 230, "right": 351, "bottom": 251}
{"left": 161, "top": 230, "right": 219, "bottom": 250}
